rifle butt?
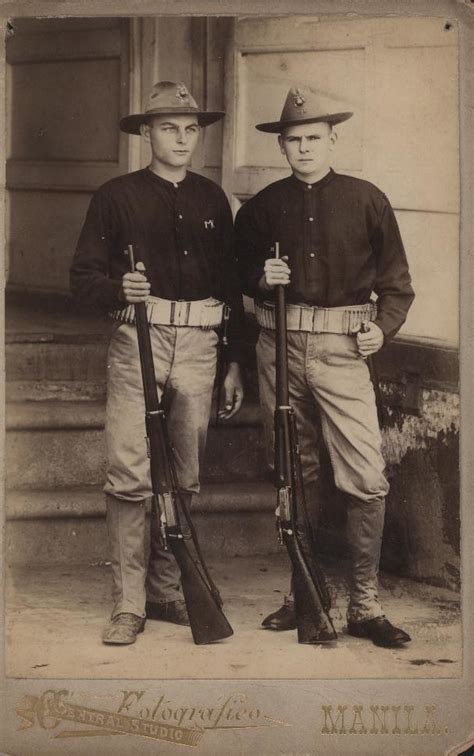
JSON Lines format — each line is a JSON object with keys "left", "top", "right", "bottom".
{"left": 171, "top": 542, "right": 233, "bottom": 645}
{"left": 288, "top": 541, "right": 337, "bottom": 645}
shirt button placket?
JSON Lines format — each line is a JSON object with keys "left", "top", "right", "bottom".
{"left": 304, "top": 189, "right": 317, "bottom": 262}
{"left": 174, "top": 185, "right": 188, "bottom": 260}
{"left": 309, "top": 192, "right": 317, "bottom": 260}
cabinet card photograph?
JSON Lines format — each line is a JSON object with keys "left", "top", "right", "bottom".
{"left": 1, "top": 2, "right": 473, "bottom": 755}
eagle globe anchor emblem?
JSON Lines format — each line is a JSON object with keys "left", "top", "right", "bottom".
{"left": 176, "top": 85, "right": 189, "bottom": 102}
{"left": 293, "top": 89, "right": 306, "bottom": 112}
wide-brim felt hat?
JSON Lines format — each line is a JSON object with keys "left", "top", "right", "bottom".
{"left": 256, "top": 84, "right": 353, "bottom": 133}
{"left": 120, "top": 80, "right": 224, "bottom": 135}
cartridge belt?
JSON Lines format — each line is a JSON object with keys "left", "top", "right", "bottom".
{"left": 110, "top": 296, "right": 227, "bottom": 329}
{"left": 255, "top": 301, "right": 377, "bottom": 335}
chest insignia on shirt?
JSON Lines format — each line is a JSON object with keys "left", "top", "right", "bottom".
{"left": 204, "top": 219, "right": 215, "bottom": 229}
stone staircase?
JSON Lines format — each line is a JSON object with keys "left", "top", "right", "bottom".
{"left": 5, "top": 310, "right": 278, "bottom": 566}
{"left": 5, "top": 299, "right": 461, "bottom": 589}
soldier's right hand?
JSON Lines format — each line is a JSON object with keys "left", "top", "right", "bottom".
{"left": 260, "top": 256, "right": 291, "bottom": 290}
{"left": 119, "top": 271, "right": 151, "bottom": 303}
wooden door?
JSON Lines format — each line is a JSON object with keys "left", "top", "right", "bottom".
{"left": 5, "top": 17, "right": 130, "bottom": 295}
{"left": 222, "top": 16, "right": 459, "bottom": 345}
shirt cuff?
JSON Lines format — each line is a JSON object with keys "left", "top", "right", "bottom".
{"left": 246, "top": 267, "right": 266, "bottom": 299}
{"left": 224, "top": 342, "right": 247, "bottom": 366}
{"left": 373, "top": 316, "right": 393, "bottom": 344}
{"left": 103, "top": 278, "right": 126, "bottom": 311}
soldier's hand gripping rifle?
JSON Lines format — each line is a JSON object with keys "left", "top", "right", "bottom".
{"left": 127, "top": 245, "right": 233, "bottom": 645}
{"left": 273, "top": 242, "right": 337, "bottom": 644}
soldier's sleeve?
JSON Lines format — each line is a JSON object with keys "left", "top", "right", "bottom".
{"left": 70, "top": 188, "right": 125, "bottom": 312}
{"left": 371, "top": 195, "right": 415, "bottom": 342}
{"left": 218, "top": 192, "right": 247, "bottom": 365}
{"left": 234, "top": 199, "right": 267, "bottom": 299}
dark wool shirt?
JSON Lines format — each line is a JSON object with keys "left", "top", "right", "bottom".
{"left": 70, "top": 168, "right": 245, "bottom": 362}
{"left": 235, "top": 169, "right": 415, "bottom": 342}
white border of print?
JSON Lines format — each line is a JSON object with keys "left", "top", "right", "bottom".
{"left": 0, "top": 1, "right": 472, "bottom": 754}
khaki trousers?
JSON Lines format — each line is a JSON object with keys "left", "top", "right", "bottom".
{"left": 256, "top": 328, "right": 389, "bottom": 622}
{"left": 104, "top": 323, "right": 217, "bottom": 618}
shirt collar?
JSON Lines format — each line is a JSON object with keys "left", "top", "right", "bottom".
{"left": 289, "top": 167, "right": 336, "bottom": 191}
{"left": 144, "top": 167, "right": 190, "bottom": 189}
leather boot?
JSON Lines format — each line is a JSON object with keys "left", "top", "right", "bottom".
{"left": 346, "top": 496, "right": 385, "bottom": 623}
{"left": 347, "top": 616, "right": 411, "bottom": 647}
{"left": 102, "top": 613, "right": 146, "bottom": 645}
{"left": 262, "top": 597, "right": 296, "bottom": 631}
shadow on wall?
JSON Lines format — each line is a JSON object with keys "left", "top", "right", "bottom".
{"left": 382, "top": 427, "right": 460, "bottom": 591}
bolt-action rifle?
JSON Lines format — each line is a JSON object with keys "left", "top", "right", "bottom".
{"left": 127, "top": 245, "right": 233, "bottom": 645}
{"left": 273, "top": 242, "right": 337, "bottom": 644}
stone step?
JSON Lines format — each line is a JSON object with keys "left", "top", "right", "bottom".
{"left": 5, "top": 417, "right": 267, "bottom": 489}
{"left": 6, "top": 481, "right": 275, "bottom": 520}
{"left": 5, "top": 398, "right": 262, "bottom": 431}
{"left": 5, "top": 326, "right": 259, "bottom": 391}
{"left": 6, "top": 381, "right": 107, "bottom": 403}
{"left": 5, "top": 482, "right": 279, "bottom": 565}
{"left": 5, "top": 339, "right": 109, "bottom": 383}
{"left": 6, "top": 376, "right": 261, "bottom": 404}
{"left": 6, "top": 400, "right": 106, "bottom": 431}
{"left": 6, "top": 428, "right": 107, "bottom": 489}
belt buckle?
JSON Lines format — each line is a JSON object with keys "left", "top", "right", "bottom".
{"left": 172, "top": 300, "right": 185, "bottom": 326}
{"left": 311, "top": 305, "right": 320, "bottom": 333}
{"left": 296, "top": 305, "right": 312, "bottom": 332}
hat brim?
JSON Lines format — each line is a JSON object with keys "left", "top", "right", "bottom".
{"left": 255, "top": 112, "right": 353, "bottom": 133}
{"left": 120, "top": 110, "right": 225, "bottom": 135}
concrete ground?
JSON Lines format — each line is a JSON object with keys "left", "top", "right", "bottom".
{"left": 5, "top": 553, "right": 461, "bottom": 680}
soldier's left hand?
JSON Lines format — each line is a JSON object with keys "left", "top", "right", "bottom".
{"left": 218, "top": 362, "right": 244, "bottom": 420}
{"left": 354, "top": 321, "right": 384, "bottom": 357}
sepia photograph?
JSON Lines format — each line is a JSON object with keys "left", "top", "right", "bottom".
{"left": 1, "top": 1, "right": 473, "bottom": 754}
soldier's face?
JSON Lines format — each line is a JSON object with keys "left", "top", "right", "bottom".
{"left": 279, "top": 122, "right": 336, "bottom": 180}
{"left": 141, "top": 115, "right": 200, "bottom": 168}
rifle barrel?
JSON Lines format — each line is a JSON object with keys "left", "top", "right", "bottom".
{"left": 273, "top": 241, "right": 337, "bottom": 644}
{"left": 126, "top": 245, "right": 233, "bottom": 644}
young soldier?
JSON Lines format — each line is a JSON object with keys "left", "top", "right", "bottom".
{"left": 235, "top": 84, "right": 414, "bottom": 648}
{"left": 71, "top": 81, "right": 245, "bottom": 645}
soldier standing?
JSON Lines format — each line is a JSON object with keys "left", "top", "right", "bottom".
{"left": 235, "top": 84, "right": 414, "bottom": 648}
{"left": 71, "top": 81, "right": 245, "bottom": 645}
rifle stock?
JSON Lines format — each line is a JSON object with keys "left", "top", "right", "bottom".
{"left": 128, "top": 245, "right": 233, "bottom": 645}
{"left": 171, "top": 537, "right": 234, "bottom": 644}
{"left": 273, "top": 242, "right": 337, "bottom": 644}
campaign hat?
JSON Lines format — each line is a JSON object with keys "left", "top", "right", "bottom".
{"left": 120, "top": 81, "right": 224, "bottom": 135}
{"left": 256, "top": 84, "right": 353, "bottom": 133}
